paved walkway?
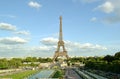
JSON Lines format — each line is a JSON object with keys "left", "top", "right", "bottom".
{"left": 65, "top": 68, "right": 82, "bottom": 79}
{"left": 0, "top": 69, "right": 23, "bottom": 76}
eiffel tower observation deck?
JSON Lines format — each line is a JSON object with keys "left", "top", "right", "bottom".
{"left": 53, "top": 16, "right": 69, "bottom": 62}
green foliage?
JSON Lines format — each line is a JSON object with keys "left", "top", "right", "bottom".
{"left": 85, "top": 51, "right": 120, "bottom": 74}
{"left": 0, "top": 58, "right": 23, "bottom": 69}
{"left": 0, "top": 62, "right": 8, "bottom": 69}
{"left": 103, "top": 55, "right": 115, "bottom": 62}
{"left": 30, "top": 62, "right": 37, "bottom": 67}
{"left": 52, "top": 70, "right": 64, "bottom": 78}
{"left": 23, "top": 57, "right": 38, "bottom": 62}
{"left": 68, "top": 57, "right": 85, "bottom": 63}
{"left": 9, "top": 58, "right": 22, "bottom": 68}
{"left": 38, "top": 57, "right": 52, "bottom": 63}
{"left": 0, "top": 57, "right": 53, "bottom": 69}
{"left": 115, "top": 51, "right": 120, "bottom": 59}
{"left": 0, "top": 58, "right": 9, "bottom": 69}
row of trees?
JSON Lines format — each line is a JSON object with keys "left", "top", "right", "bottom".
{"left": 23, "top": 57, "right": 52, "bottom": 63}
{"left": 0, "top": 57, "right": 52, "bottom": 69}
{"left": 85, "top": 52, "right": 120, "bottom": 74}
{"left": 0, "top": 58, "right": 22, "bottom": 69}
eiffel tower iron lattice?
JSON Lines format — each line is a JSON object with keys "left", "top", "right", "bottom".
{"left": 53, "top": 16, "right": 69, "bottom": 62}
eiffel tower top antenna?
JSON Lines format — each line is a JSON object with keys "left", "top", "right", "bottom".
{"left": 59, "top": 16, "right": 63, "bottom": 41}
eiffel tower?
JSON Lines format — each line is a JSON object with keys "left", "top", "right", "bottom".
{"left": 53, "top": 16, "right": 69, "bottom": 62}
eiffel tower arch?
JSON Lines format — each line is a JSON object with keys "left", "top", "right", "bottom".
{"left": 53, "top": 16, "right": 69, "bottom": 62}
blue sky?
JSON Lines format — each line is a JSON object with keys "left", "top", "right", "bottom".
{"left": 0, "top": 0, "right": 120, "bottom": 58}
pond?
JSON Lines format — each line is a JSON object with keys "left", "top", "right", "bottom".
{"left": 28, "top": 70, "right": 55, "bottom": 79}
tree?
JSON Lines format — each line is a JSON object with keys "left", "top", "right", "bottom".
{"left": 0, "top": 58, "right": 9, "bottom": 69}
{"left": 114, "top": 51, "right": 120, "bottom": 60}
{"left": 103, "top": 55, "right": 114, "bottom": 62}
{"left": 8, "top": 58, "right": 22, "bottom": 68}
{"left": 24, "top": 57, "right": 33, "bottom": 63}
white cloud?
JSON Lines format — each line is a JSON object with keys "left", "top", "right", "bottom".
{"left": 39, "top": 37, "right": 108, "bottom": 57}
{"left": 0, "top": 15, "right": 16, "bottom": 18}
{"left": 41, "top": 37, "right": 58, "bottom": 46}
{"left": 41, "top": 37, "right": 107, "bottom": 51}
{"left": 0, "top": 45, "right": 31, "bottom": 57}
{"left": 81, "top": 0, "right": 98, "bottom": 3}
{"left": 90, "top": 17, "right": 97, "bottom": 22}
{"left": 32, "top": 46, "right": 51, "bottom": 51}
{"left": 0, "top": 45, "right": 11, "bottom": 50}
{"left": 103, "top": 16, "right": 120, "bottom": 24}
{"left": 95, "top": 1, "right": 114, "bottom": 13}
{"left": 0, "top": 22, "right": 31, "bottom": 36}
{"left": 28, "top": 1, "right": 42, "bottom": 9}
{"left": 94, "top": 0, "right": 120, "bottom": 23}
{"left": 0, "top": 23, "right": 16, "bottom": 31}
{"left": 0, "top": 45, "right": 53, "bottom": 58}
{"left": 15, "top": 31, "right": 30, "bottom": 35}
{"left": 0, "top": 37, "right": 108, "bottom": 57}
{"left": 103, "top": 0, "right": 120, "bottom": 23}
{"left": 66, "top": 41, "right": 107, "bottom": 50}
{"left": 72, "top": 0, "right": 99, "bottom": 3}
{"left": 0, "top": 37, "right": 28, "bottom": 45}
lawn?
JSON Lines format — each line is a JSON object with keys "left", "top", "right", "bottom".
{"left": 52, "top": 69, "right": 64, "bottom": 78}
{"left": 0, "top": 70, "right": 38, "bottom": 79}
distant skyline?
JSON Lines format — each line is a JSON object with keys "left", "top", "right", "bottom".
{"left": 0, "top": 0, "right": 120, "bottom": 58}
